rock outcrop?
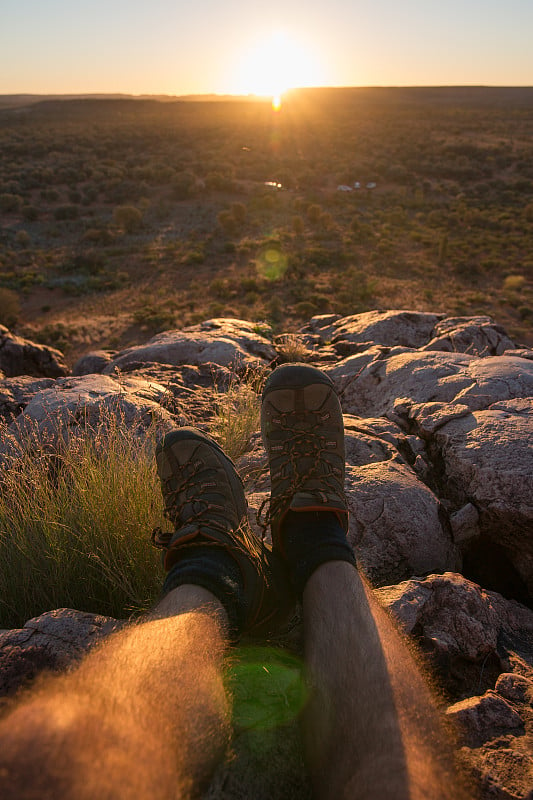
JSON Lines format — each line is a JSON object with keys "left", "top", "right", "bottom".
{"left": 104, "top": 318, "right": 276, "bottom": 373}
{"left": 0, "top": 325, "right": 68, "bottom": 378}
{"left": 0, "top": 310, "right": 531, "bottom": 799}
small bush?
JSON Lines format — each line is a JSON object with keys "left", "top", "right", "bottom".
{"left": 0, "top": 194, "right": 23, "bottom": 213}
{"left": 292, "top": 215, "right": 305, "bottom": 235}
{"left": 503, "top": 274, "right": 526, "bottom": 291}
{"left": 15, "top": 230, "right": 30, "bottom": 247}
{"left": 54, "top": 205, "right": 79, "bottom": 221}
{"left": 113, "top": 205, "right": 143, "bottom": 233}
{"left": 21, "top": 205, "right": 39, "bottom": 221}
{"left": 0, "top": 287, "right": 21, "bottom": 327}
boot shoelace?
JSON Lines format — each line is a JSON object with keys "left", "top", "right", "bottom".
{"left": 257, "top": 410, "right": 343, "bottom": 539}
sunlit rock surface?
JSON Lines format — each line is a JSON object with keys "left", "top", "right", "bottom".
{"left": 1, "top": 311, "right": 532, "bottom": 799}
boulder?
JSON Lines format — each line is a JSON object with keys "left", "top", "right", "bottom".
{"left": 0, "top": 376, "right": 56, "bottom": 421}
{"left": 104, "top": 318, "right": 276, "bottom": 373}
{"left": 302, "top": 310, "right": 444, "bottom": 352}
{"left": 422, "top": 316, "right": 516, "bottom": 356}
{"left": 72, "top": 350, "right": 115, "bottom": 376}
{"left": 346, "top": 460, "right": 456, "bottom": 585}
{"left": 0, "top": 609, "right": 121, "bottom": 699}
{"left": 431, "top": 398, "right": 533, "bottom": 595}
{"left": 2, "top": 373, "right": 176, "bottom": 455}
{"left": 0, "top": 325, "right": 68, "bottom": 378}
{"left": 446, "top": 692, "right": 525, "bottom": 747}
{"left": 378, "top": 573, "right": 533, "bottom": 694}
{"left": 331, "top": 350, "right": 533, "bottom": 423}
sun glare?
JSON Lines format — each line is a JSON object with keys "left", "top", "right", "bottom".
{"left": 228, "top": 31, "right": 324, "bottom": 100}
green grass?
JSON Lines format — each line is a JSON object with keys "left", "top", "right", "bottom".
{"left": 0, "top": 411, "right": 166, "bottom": 628}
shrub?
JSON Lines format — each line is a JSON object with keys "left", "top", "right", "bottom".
{"left": 503, "top": 274, "right": 526, "bottom": 291}
{"left": 0, "top": 288, "right": 21, "bottom": 327}
{"left": 21, "top": 205, "right": 39, "bottom": 221}
{"left": 15, "top": 230, "right": 30, "bottom": 247}
{"left": 113, "top": 205, "right": 143, "bottom": 233}
{"left": 0, "top": 194, "right": 23, "bottom": 213}
{"left": 306, "top": 204, "right": 322, "bottom": 225}
{"left": 292, "top": 215, "right": 305, "bottom": 235}
{"left": 217, "top": 209, "right": 238, "bottom": 236}
{"left": 171, "top": 171, "right": 195, "bottom": 200}
{"left": 231, "top": 202, "right": 247, "bottom": 224}
{"left": 54, "top": 205, "right": 79, "bottom": 221}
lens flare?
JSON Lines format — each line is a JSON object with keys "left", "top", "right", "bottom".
{"left": 272, "top": 94, "right": 282, "bottom": 112}
{"left": 257, "top": 244, "right": 288, "bottom": 280}
{"left": 226, "top": 646, "right": 307, "bottom": 731}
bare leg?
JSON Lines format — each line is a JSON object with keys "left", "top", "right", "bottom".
{"left": 302, "top": 561, "right": 470, "bottom": 800}
{"left": 0, "top": 585, "right": 231, "bottom": 800}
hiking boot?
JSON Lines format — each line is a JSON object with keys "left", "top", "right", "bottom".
{"left": 261, "top": 364, "right": 349, "bottom": 556}
{"left": 153, "top": 427, "right": 292, "bottom": 637}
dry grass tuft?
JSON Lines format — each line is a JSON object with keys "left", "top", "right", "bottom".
{"left": 0, "top": 409, "right": 166, "bottom": 628}
{"left": 209, "top": 367, "right": 265, "bottom": 463}
{"left": 274, "top": 334, "right": 313, "bottom": 364}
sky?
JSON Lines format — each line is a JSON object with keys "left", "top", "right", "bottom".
{"left": 0, "top": 0, "right": 532, "bottom": 96}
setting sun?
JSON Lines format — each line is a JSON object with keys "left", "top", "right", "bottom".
{"left": 227, "top": 31, "right": 325, "bottom": 99}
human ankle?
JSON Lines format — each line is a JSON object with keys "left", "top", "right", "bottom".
{"left": 281, "top": 510, "right": 356, "bottom": 597}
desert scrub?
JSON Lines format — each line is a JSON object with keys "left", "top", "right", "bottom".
{"left": 209, "top": 368, "right": 264, "bottom": 462}
{"left": 0, "top": 411, "right": 166, "bottom": 628}
{"left": 274, "top": 334, "right": 312, "bottom": 363}
{"left": 0, "top": 287, "right": 21, "bottom": 327}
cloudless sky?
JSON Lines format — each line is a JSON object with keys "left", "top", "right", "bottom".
{"left": 1, "top": 0, "right": 532, "bottom": 95}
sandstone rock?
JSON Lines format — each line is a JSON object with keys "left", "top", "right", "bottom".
{"left": 0, "top": 609, "right": 121, "bottom": 698}
{"left": 378, "top": 573, "right": 533, "bottom": 696}
{"left": 495, "top": 673, "right": 533, "bottom": 705}
{"left": 346, "top": 460, "right": 456, "bottom": 586}
{"left": 465, "top": 747, "right": 533, "bottom": 800}
{"left": 3, "top": 373, "right": 176, "bottom": 455}
{"left": 104, "top": 318, "right": 275, "bottom": 373}
{"left": 0, "top": 312, "right": 530, "bottom": 800}
{"left": 303, "top": 310, "right": 444, "bottom": 352}
{"left": 0, "top": 325, "right": 68, "bottom": 378}
{"left": 0, "top": 376, "right": 56, "bottom": 421}
{"left": 72, "top": 350, "right": 115, "bottom": 376}
{"left": 449, "top": 503, "right": 481, "bottom": 545}
{"left": 423, "top": 316, "right": 516, "bottom": 356}
{"left": 333, "top": 349, "right": 533, "bottom": 423}
{"left": 447, "top": 692, "right": 524, "bottom": 747}
{"left": 432, "top": 398, "right": 533, "bottom": 595}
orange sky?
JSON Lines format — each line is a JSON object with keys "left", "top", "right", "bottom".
{"left": 1, "top": 0, "right": 532, "bottom": 95}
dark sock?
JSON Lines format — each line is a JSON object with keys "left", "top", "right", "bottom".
{"left": 162, "top": 545, "right": 246, "bottom": 640}
{"left": 282, "top": 510, "right": 356, "bottom": 598}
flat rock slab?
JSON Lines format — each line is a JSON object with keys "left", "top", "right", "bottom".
{"left": 331, "top": 350, "right": 533, "bottom": 421}
{"left": 105, "top": 318, "right": 276, "bottom": 373}
{"left": 303, "top": 310, "right": 444, "bottom": 350}
{"left": 0, "top": 325, "right": 68, "bottom": 378}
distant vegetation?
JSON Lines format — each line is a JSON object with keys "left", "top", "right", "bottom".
{"left": 0, "top": 87, "right": 532, "bottom": 358}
